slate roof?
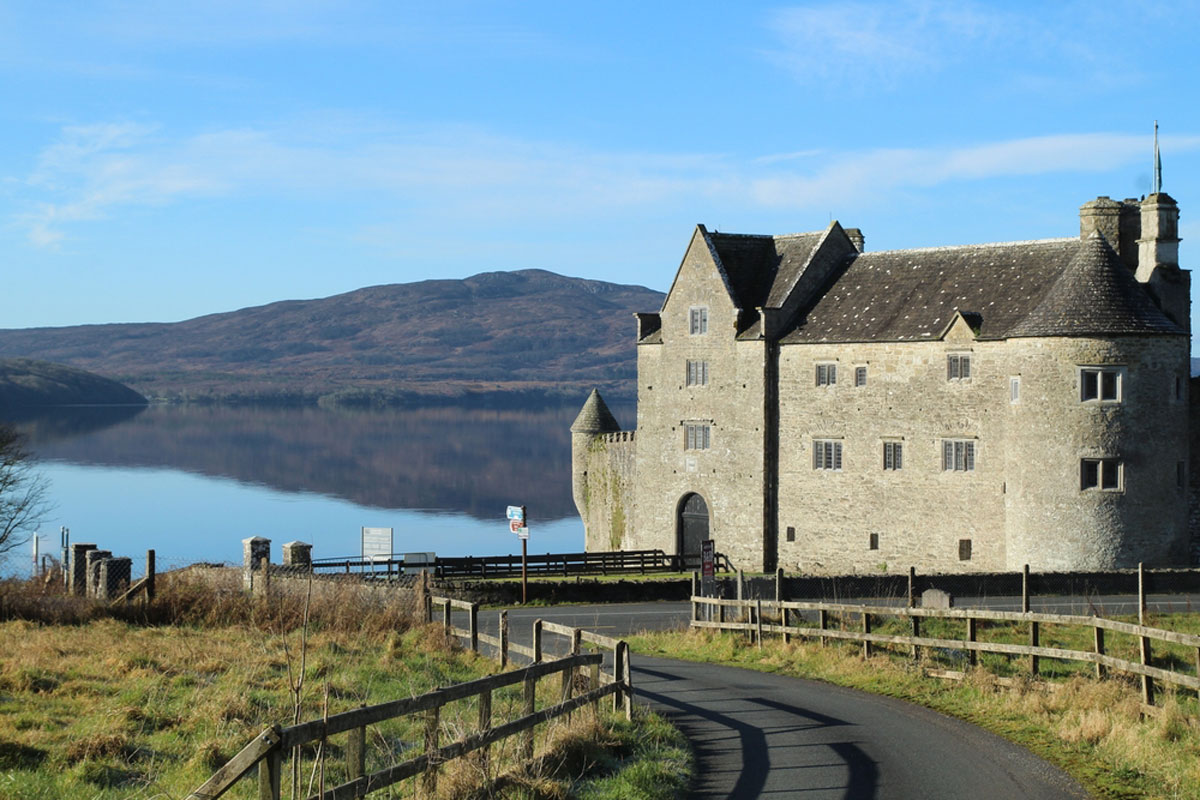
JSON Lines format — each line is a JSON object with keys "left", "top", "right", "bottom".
{"left": 777, "top": 234, "right": 1183, "bottom": 343}
{"left": 571, "top": 389, "right": 622, "bottom": 433}
{"left": 1008, "top": 232, "right": 1184, "bottom": 337}
{"left": 707, "top": 231, "right": 825, "bottom": 312}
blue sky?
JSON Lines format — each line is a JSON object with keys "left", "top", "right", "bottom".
{"left": 3, "top": 1, "right": 1200, "bottom": 332}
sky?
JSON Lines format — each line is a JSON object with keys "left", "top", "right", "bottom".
{"left": 3, "top": 1, "right": 1200, "bottom": 334}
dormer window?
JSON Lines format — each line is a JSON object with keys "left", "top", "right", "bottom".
{"left": 689, "top": 307, "right": 708, "bottom": 335}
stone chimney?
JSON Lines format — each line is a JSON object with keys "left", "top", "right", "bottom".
{"left": 843, "top": 228, "right": 865, "bottom": 253}
{"left": 1136, "top": 192, "right": 1189, "bottom": 331}
{"left": 1081, "top": 196, "right": 1148, "bottom": 273}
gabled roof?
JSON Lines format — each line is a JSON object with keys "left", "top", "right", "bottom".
{"left": 1008, "top": 232, "right": 1184, "bottom": 338}
{"left": 571, "top": 389, "right": 621, "bottom": 434}
{"left": 783, "top": 238, "right": 1084, "bottom": 343}
{"left": 706, "top": 231, "right": 826, "bottom": 312}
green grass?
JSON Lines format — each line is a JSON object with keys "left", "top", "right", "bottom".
{"left": 0, "top": 574, "right": 695, "bottom": 799}
{"left": 629, "top": 617, "right": 1200, "bottom": 800}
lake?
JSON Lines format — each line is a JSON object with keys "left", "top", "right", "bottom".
{"left": 5, "top": 401, "right": 633, "bottom": 577}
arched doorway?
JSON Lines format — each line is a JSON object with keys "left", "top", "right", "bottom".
{"left": 677, "top": 493, "right": 710, "bottom": 562}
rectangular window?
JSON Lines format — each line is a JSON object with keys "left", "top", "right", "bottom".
{"left": 1080, "top": 367, "right": 1121, "bottom": 402}
{"left": 686, "top": 360, "right": 709, "bottom": 387}
{"left": 958, "top": 539, "right": 973, "bottom": 561}
{"left": 883, "top": 441, "right": 903, "bottom": 470}
{"left": 813, "top": 439, "right": 843, "bottom": 471}
{"left": 869, "top": 533, "right": 879, "bottom": 551}
{"left": 942, "top": 439, "right": 976, "bottom": 472}
{"left": 1010, "top": 377, "right": 1021, "bottom": 404}
{"left": 1080, "top": 458, "right": 1122, "bottom": 491}
{"left": 786, "top": 526, "right": 796, "bottom": 543}
{"left": 684, "top": 423, "right": 711, "bottom": 450}
{"left": 855, "top": 366, "right": 868, "bottom": 387}
{"left": 816, "top": 363, "right": 837, "bottom": 386}
{"left": 688, "top": 307, "right": 708, "bottom": 335}
{"left": 947, "top": 353, "right": 971, "bottom": 381}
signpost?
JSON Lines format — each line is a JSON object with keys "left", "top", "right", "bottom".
{"left": 361, "top": 527, "right": 394, "bottom": 572}
{"left": 507, "top": 505, "right": 528, "bottom": 603}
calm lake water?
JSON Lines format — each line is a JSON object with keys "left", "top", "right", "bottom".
{"left": 6, "top": 401, "right": 633, "bottom": 576}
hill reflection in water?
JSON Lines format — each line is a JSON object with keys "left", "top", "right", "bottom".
{"left": 22, "top": 402, "right": 635, "bottom": 522}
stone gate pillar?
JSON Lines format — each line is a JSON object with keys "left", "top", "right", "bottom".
{"left": 243, "top": 537, "right": 270, "bottom": 591}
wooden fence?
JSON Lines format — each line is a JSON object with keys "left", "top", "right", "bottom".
{"left": 690, "top": 595, "right": 1200, "bottom": 709}
{"left": 186, "top": 599, "right": 632, "bottom": 800}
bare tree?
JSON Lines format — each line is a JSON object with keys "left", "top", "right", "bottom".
{"left": 0, "top": 424, "right": 50, "bottom": 555}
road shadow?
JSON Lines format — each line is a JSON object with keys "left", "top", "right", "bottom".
{"left": 635, "top": 665, "right": 879, "bottom": 799}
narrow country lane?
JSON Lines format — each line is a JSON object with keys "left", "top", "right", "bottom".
{"left": 482, "top": 602, "right": 1091, "bottom": 798}
{"left": 633, "top": 655, "right": 1088, "bottom": 800}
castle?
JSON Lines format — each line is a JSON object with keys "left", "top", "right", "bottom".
{"left": 571, "top": 192, "right": 1192, "bottom": 573}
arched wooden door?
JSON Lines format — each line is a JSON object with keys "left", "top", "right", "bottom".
{"left": 677, "top": 493, "right": 709, "bottom": 561}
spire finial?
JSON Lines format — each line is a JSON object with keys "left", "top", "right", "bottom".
{"left": 1153, "top": 120, "right": 1162, "bottom": 194}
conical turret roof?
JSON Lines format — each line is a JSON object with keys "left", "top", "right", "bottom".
{"left": 570, "top": 389, "right": 621, "bottom": 434}
{"left": 1008, "top": 232, "right": 1184, "bottom": 338}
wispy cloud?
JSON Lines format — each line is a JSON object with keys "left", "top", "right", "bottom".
{"left": 764, "top": 0, "right": 1007, "bottom": 86}
{"left": 15, "top": 121, "right": 1200, "bottom": 248}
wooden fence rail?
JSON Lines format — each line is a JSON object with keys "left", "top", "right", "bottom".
{"left": 691, "top": 595, "right": 1200, "bottom": 708}
{"left": 187, "top": 600, "right": 632, "bottom": 800}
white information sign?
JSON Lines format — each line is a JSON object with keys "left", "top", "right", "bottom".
{"left": 403, "top": 552, "right": 437, "bottom": 575}
{"left": 361, "top": 526, "right": 394, "bottom": 562}
{"left": 506, "top": 505, "right": 525, "bottom": 521}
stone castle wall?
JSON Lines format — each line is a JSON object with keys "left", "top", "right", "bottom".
{"left": 578, "top": 431, "right": 637, "bottom": 552}
{"left": 775, "top": 330, "right": 1189, "bottom": 574}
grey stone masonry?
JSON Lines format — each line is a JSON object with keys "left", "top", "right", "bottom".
{"left": 85, "top": 550, "right": 112, "bottom": 598}
{"left": 573, "top": 191, "right": 1193, "bottom": 573}
{"left": 282, "top": 541, "right": 312, "bottom": 569}
{"left": 243, "top": 536, "right": 270, "bottom": 591}
{"left": 69, "top": 543, "right": 96, "bottom": 596}
{"left": 97, "top": 557, "right": 132, "bottom": 602}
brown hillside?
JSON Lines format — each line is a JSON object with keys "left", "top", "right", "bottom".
{"left": 0, "top": 270, "right": 663, "bottom": 406}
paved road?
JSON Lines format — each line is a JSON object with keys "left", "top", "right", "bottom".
{"left": 474, "top": 601, "right": 1095, "bottom": 798}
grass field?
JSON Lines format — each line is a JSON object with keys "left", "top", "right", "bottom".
{"left": 630, "top": 612, "right": 1200, "bottom": 800}
{"left": 0, "top": 573, "right": 689, "bottom": 800}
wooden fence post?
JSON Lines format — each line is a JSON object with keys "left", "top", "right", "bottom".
{"left": 819, "top": 608, "right": 828, "bottom": 646}
{"left": 613, "top": 642, "right": 626, "bottom": 714}
{"left": 1022, "top": 564, "right": 1030, "bottom": 613}
{"left": 533, "top": 619, "right": 543, "bottom": 663}
{"left": 623, "top": 642, "right": 633, "bottom": 722}
{"left": 422, "top": 704, "right": 440, "bottom": 795}
{"left": 477, "top": 688, "right": 492, "bottom": 777}
{"left": 442, "top": 599, "right": 452, "bottom": 633}
{"left": 1138, "top": 562, "right": 1146, "bottom": 625}
{"left": 691, "top": 572, "right": 699, "bottom": 623}
{"left": 145, "top": 549, "right": 156, "bottom": 603}
{"left": 1141, "top": 631, "right": 1155, "bottom": 707}
{"left": 523, "top": 674, "right": 537, "bottom": 760}
{"left": 257, "top": 747, "right": 282, "bottom": 800}
{"left": 736, "top": 569, "right": 745, "bottom": 622}
{"left": 1030, "top": 620, "right": 1040, "bottom": 677}
{"left": 911, "top": 613, "right": 921, "bottom": 662}
{"left": 590, "top": 660, "right": 600, "bottom": 716}
{"left": 755, "top": 599, "right": 763, "bottom": 650}
{"left": 967, "top": 616, "right": 977, "bottom": 667}
{"left": 1094, "top": 625, "right": 1106, "bottom": 680}
{"left": 469, "top": 603, "right": 479, "bottom": 653}
{"left": 862, "top": 610, "right": 871, "bottom": 659}
{"left": 347, "top": 713, "right": 366, "bottom": 782}
{"left": 908, "top": 566, "right": 915, "bottom": 609}
{"left": 500, "top": 610, "right": 509, "bottom": 669}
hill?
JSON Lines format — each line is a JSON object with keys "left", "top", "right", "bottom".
{"left": 0, "top": 358, "right": 147, "bottom": 415}
{"left": 0, "top": 270, "right": 664, "bottom": 407}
